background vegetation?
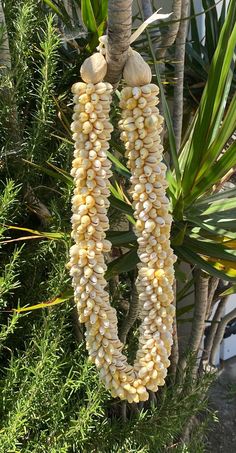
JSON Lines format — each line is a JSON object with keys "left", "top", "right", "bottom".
{"left": 0, "top": 0, "right": 235, "bottom": 451}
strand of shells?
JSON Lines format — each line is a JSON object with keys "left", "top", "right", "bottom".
{"left": 119, "top": 83, "right": 177, "bottom": 390}
{"left": 69, "top": 72, "right": 176, "bottom": 404}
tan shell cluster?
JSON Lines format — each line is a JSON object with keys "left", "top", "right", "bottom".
{"left": 119, "top": 83, "right": 177, "bottom": 390}
{"left": 80, "top": 53, "right": 107, "bottom": 84}
{"left": 69, "top": 55, "right": 176, "bottom": 403}
{"left": 123, "top": 49, "right": 152, "bottom": 87}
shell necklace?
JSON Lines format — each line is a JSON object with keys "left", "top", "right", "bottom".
{"left": 69, "top": 49, "right": 176, "bottom": 403}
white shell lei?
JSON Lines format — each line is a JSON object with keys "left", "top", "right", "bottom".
{"left": 69, "top": 78, "right": 176, "bottom": 403}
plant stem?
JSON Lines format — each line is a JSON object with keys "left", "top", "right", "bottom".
{"left": 157, "top": 0, "right": 182, "bottom": 60}
{"left": 206, "top": 277, "right": 219, "bottom": 319}
{"left": 106, "top": 0, "right": 133, "bottom": 86}
{"left": 169, "top": 280, "right": 179, "bottom": 380}
{"left": 173, "top": 0, "right": 190, "bottom": 152}
{"left": 189, "top": 270, "right": 209, "bottom": 356}
{"left": 210, "top": 306, "right": 236, "bottom": 365}
{"left": 141, "top": 0, "right": 152, "bottom": 20}
{"left": 177, "top": 270, "right": 209, "bottom": 379}
{"left": 212, "top": 281, "right": 231, "bottom": 304}
{"left": 0, "top": 0, "right": 11, "bottom": 70}
{"left": 121, "top": 400, "right": 127, "bottom": 421}
{"left": 63, "top": 0, "right": 73, "bottom": 19}
{"left": 119, "top": 271, "right": 139, "bottom": 345}
{"left": 72, "top": 306, "right": 84, "bottom": 343}
{"left": 200, "top": 296, "right": 229, "bottom": 369}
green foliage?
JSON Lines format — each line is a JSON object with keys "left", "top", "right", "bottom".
{"left": 0, "top": 311, "right": 20, "bottom": 354}
{"left": 128, "top": 1, "right": 236, "bottom": 284}
{"left": 25, "top": 14, "right": 60, "bottom": 162}
{"left": 0, "top": 309, "right": 106, "bottom": 452}
{"left": 186, "top": 0, "right": 236, "bottom": 102}
{"left": 0, "top": 246, "right": 22, "bottom": 307}
{"left": 0, "top": 181, "right": 22, "bottom": 307}
{"left": 170, "top": 0, "right": 236, "bottom": 281}
{"left": 1, "top": 0, "right": 235, "bottom": 301}
{"left": 0, "top": 306, "right": 212, "bottom": 452}
{"left": 10, "top": 0, "right": 37, "bottom": 103}
{"left": 43, "top": 0, "right": 108, "bottom": 51}
{"left": 0, "top": 1, "right": 235, "bottom": 451}
{"left": 179, "top": 1, "right": 236, "bottom": 197}
{"left": 0, "top": 180, "right": 20, "bottom": 228}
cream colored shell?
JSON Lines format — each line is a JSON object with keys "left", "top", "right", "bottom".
{"left": 80, "top": 53, "right": 107, "bottom": 84}
{"left": 123, "top": 50, "right": 152, "bottom": 87}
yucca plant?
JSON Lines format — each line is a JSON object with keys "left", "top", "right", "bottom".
{"left": 185, "top": 0, "right": 236, "bottom": 102}
{"left": 43, "top": 0, "right": 108, "bottom": 52}
{"left": 158, "top": 0, "right": 236, "bottom": 278}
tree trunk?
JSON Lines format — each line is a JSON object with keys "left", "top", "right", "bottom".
{"left": 200, "top": 296, "right": 229, "bottom": 369}
{"left": 63, "top": 0, "right": 73, "bottom": 17}
{"left": 210, "top": 306, "right": 236, "bottom": 365}
{"left": 141, "top": 0, "right": 152, "bottom": 20}
{"left": 169, "top": 281, "right": 179, "bottom": 379}
{"left": 106, "top": 0, "right": 133, "bottom": 86}
{"left": 177, "top": 270, "right": 209, "bottom": 379}
{"left": 172, "top": 0, "right": 190, "bottom": 152}
{"left": 157, "top": 0, "right": 182, "bottom": 60}
{"left": 0, "top": 0, "right": 11, "bottom": 70}
{"left": 206, "top": 277, "right": 219, "bottom": 319}
{"left": 189, "top": 270, "right": 209, "bottom": 357}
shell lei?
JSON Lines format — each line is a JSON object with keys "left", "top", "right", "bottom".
{"left": 69, "top": 60, "right": 176, "bottom": 404}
